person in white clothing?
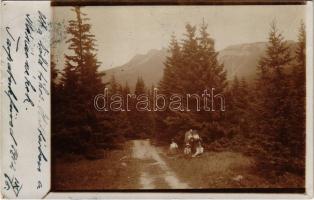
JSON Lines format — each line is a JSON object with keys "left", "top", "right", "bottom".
{"left": 184, "top": 143, "right": 192, "bottom": 155}
{"left": 192, "top": 141, "right": 204, "bottom": 157}
{"left": 169, "top": 139, "right": 178, "bottom": 155}
{"left": 184, "top": 129, "right": 193, "bottom": 144}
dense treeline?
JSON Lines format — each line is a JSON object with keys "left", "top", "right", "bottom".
{"left": 157, "top": 21, "right": 227, "bottom": 144}
{"left": 252, "top": 22, "right": 306, "bottom": 175}
{"left": 52, "top": 7, "right": 155, "bottom": 158}
{"left": 52, "top": 6, "right": 305, "bottom": 176}
{"left": 156, "top": 20, "right": 306, "bottom": 176}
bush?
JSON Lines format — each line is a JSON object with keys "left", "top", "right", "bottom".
{"left": 53, "top": 125, "right": 105, "bottom": 157}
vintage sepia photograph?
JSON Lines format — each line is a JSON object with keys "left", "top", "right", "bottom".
{"left": 51, "top": 3, "right": 307, "bottom": 192}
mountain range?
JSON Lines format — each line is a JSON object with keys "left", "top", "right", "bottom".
{"left": 102, "top": 41, "right": 297, "bottom": 88}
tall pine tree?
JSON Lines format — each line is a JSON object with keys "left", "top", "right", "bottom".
{"left": 254, "top": 21, "right": 293, "bottom": 173}
{"left": 159, "top": 21, "right": 227, "bottom": 143}
{"left": 129, "top": 77, "right": 155, "bottom": 138}
{"left": 58, "top": 6, "right": 106, "bottom": 154}
{"left": 159, "top": 34, "right": 182, "bottom": 95}
{"left": 288, "top": 22, "right": 306, "bottom": 174}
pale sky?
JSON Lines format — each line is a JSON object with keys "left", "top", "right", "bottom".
{"left": 52, "top": 5, "right": 306, "bottom": 70}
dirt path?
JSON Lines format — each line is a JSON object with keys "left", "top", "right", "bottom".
{"left": 132, "top": 139, "right": 189, "bottom": 189}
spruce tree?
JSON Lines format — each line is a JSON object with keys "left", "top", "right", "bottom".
{"left": 157, "top": 34, "right": 182, "bottom": 141}
{"left": 229, "top": 77, "right": 251, "bottom": 137}
{"left": 255, "top": 21, "right": 293, "bottom": 172}
{"left": 196, "top": 21, "right": 228, "bottom": 142}
{"left": 109, "top": 75, "right": 119, "bottom": 94}
{"left": 289, "top": 22, "right": 306, "bottom": 174}
{"left": 129, "top": 77, "right": 154, "bottom": 139}
{"left": 158, "top": 22, "right": 227, "bottom": 143}
{"left": 159, "top": 24, "right": 200, "bottom": 142}
{"left": 197, "top": 20, "right": 227, "bottom": 92}
{"left": 59, "top": 6, "right": 106, "bottom": 154}
{"left": 121, "top": 82, "right": 135, "bottom": 139}
{"left": 105, "top": 75, "right": 131, "bottom": 145}
{"left": 159, "top": 34, "right": 181, "bottom": 96}
{"left": 178, "top": 23, "right": 199, "bottom": 94}
{"left": 134, "top": 77, "right": 146, "bottom": 96}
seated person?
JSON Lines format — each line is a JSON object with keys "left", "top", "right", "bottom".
{"left": 184, "top": 129, "right": 193, "bottom": 144}
{"left": 192, "top": 131, "right": 200, "bottom": 141}
{"left": 184, "top": 143, "right": 192, "bottom": 155}
{"left": 192, "top": 141, "right": 204, "bottom": 157}
{"left": 169, "top": 139, "right": 178, "bottom": 155}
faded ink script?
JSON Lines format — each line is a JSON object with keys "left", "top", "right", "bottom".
{"left": 2, "top": 9, "right": 50, "bottom": 198}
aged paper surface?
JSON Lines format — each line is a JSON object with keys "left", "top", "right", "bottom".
{"left": 1, "top": 0, "right": 314, "bottom": 199}
{"left": 1, "top": 1, "right": 51, "bottom": 199}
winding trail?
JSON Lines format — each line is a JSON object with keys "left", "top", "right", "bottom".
{"left": 132, "top": 140, "right": 190, "bottom": 189}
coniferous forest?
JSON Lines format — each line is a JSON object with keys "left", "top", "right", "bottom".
{"left": 52, "top": 6, "right": 306, "bottom": 189}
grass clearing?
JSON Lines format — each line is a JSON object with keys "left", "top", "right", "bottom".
{"left": 52, "top": 140, "right": 304, "bottom": 190}
{"left": 52, "top": 141, "right": 141, "bottom": 190}
{"left": 159, "top": 147, "right": 304, "bottom": 189}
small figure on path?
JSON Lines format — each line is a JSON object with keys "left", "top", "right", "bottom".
{"left": 184, "top": 129, "right": 193, "bottom": 144}
{"left": 184, "top": 143, "right": 192, "bottom": 155}
{"left": 192, "top": 130, "right": 200, "bottom": 141}
{"left": 169, "top": 139, "right": 179, "bottom": 155}
{"left": 192, "top": 141, "right": 204, "bottom": 157}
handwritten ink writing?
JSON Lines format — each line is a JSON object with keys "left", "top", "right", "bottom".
{"left": 24, "top": 76, "right": 36, "bottom": 107}
{"left": 35, "top": 10, "right": 50, "bottom": 189}
{"left": 2, "top": 9, "right": 51, "bottom": 196}
{"left": 37, "top": 128, "right": 47, "bottom": 172}
{"left": 37, "top": 181, "right": 42, "bottom": 189}
{"left": 24, "top": 14, "right": 34, "bottom": 58}
{"left": 9, "top": 145, "right": 18, "bottom": 171}
{"left": 37, "top": 11, "right": 48, "bottom": 34}
{"left": 38, "top": 40, "right": 49, "bottom": 72}
{"left": 2, "top": 27, "right": 20, "bottom": 188}
{"left": 24, "top": 14, "right": 36, "bottom": 109}
{"left": 3, "top": 174, "right": 23, "bottom": 197}
{"left": 16, "top": 36, "right": 20, "bottom": 52}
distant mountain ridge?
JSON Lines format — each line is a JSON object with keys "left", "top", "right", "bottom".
{"left": 103, "top": 48, "right": 167, "bottom": 88}
{"left": 102, "top": 41, "right": 297, "bottom": 88}
{"left": 217, "top": 42, "right": 268, "bottom": 80}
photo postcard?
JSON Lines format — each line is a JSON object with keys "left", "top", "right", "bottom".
{"left": 0, "top": 0, "right": 313, "bottom": 199}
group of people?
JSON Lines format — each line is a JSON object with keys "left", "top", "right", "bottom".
{"left": 169, "top": 129, "right": 204, "bottom": 157}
